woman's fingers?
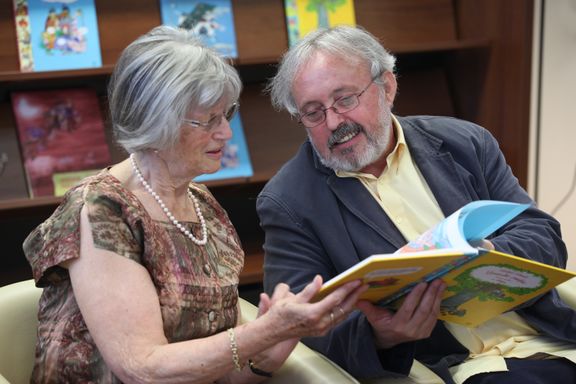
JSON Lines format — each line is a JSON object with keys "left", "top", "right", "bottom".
{"left": 257, "top": 293, "right": 271, "bottom": 317}
{"left": 267, "top": 277, "right": 367, "bottom": 339}
{"left": 269, "top": 282, "right": 295, "bottom": 306}
{"left": 311, "top": 278, "right": 364, "bottom": 316}
{"left": 336, "top": 282, "right": 368, "bottom": 315}
{"left": 295, "top": 275, "right": 323, "bottom": 302}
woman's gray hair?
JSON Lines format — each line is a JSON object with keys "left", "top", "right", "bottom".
{"left": 108, "top": 25, "right": 242, "bottom": 153}
{"left": 267, "top": 25, "right": 396, "bottom": 116}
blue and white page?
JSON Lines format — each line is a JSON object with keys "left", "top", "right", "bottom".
{"left": 159, "top": 0, "right": 238, "bottom": 58}
{"left": 397, "top": 200, "right": 530, "bottom": 255}
{"left": 194, "top": 112, "right": 253, "bottom": 182}
{"left": 25, "top": 0, "right": 102, "bottom": 71}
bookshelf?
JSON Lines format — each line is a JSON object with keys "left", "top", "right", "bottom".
{"left": 0, "top": 0, "right": 534, "bottom": 286}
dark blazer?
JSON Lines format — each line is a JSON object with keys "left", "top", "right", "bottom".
{"left": 257, "top": 116, "right": 576, "bottom": 381}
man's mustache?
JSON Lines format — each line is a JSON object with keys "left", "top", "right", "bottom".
{"left": 328, "top": 121, "right": 363, "bottom": 150}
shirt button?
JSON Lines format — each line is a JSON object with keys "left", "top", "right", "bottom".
{"left": 208, "top": 311, "right": 216, "bottom": 322}
{"left": 203, "top": 264, "right": 211, "bottom": 276}
{"left": 396, "top": 217, "right": 403, "bottom": 224}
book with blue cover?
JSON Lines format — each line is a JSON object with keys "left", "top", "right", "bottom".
{"left": 194, "top": 112, "right": 253, "bottom": 183}
{"left": 13, "top": 0, "right": 102, "bottom": 72}
{"left": 159, "top": 0, "right": 238, "bottom": 58}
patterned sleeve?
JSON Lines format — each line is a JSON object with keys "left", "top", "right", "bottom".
{"left": 84, "top": 191, "right": 144, "bottom": 262}
{"left": 24, "top": 174, "right": 145, "bottom": 286}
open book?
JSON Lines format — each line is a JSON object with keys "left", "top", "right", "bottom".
{"left": 315, "top": 200, "right": 576, "bottom": 327}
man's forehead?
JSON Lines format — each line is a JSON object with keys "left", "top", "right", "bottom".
{"left": 293, "top": 56, "right": 371, "bottom": 106}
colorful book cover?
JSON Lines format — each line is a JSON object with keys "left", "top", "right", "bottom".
{"left": 12, "top": 0, "right": 102, "bottom": 72}
{"left": 159, "top": 0, "right": 238, "bottom": 58}
{"left": 11, "top": 88, "right": 111, "bottom": 197}
{"left": 314, "top": 200, "right": 576, "bottom": 327}
{"left": 0, "top": 125, "right": 29, "bottom": 200}
{"left": 284, "top": 0, "right": 356, "bottom": 47}
{"left": 194, "top": 112, "right": 253, "bottom": 183}
{"left": 52, "top": 169, "right": 100, "bottom": 196}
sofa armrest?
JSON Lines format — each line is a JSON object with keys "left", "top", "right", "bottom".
{"left": 557, "top": 277, "right": 576, "bottom": 309}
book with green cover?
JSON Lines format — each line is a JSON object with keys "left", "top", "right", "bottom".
{"left": 315, "top": 200, "right": 576, "bottom": 327}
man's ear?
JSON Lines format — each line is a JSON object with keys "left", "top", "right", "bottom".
{"left": 382, "top": 71, "right": 397, "bottom": 105}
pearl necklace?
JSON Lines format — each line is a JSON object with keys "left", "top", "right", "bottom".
{"left": 129, "top": 153, "right": 208, "bottom": 246}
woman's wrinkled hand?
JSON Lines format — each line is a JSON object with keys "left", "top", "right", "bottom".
{"left": 259, "top": 275, "right": 367, "bottom": 340}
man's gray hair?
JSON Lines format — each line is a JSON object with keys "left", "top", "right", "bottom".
{"left": 267, "top": 25, "right": 396, "bottom": 116}
{"left": 108, "top": 25, "right": 242, "bottom": 153}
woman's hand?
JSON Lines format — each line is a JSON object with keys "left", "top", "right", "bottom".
{"left": 249, "top": 276, "right": 366, "bottom": 372}
{"left": 266, "top": 275, "right": 366, "bottom": 338}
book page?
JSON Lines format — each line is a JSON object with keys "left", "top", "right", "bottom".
{"left": 396, "top": 201, "right": 530, "bottom": 254}
{"left": 438, "top": 249, "right": 576, "bottom": 327}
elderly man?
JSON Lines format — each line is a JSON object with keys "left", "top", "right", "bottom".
{"left": 257, "top": 25, "right": 576, "bottom": 384}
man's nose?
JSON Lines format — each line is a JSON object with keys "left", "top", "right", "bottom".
{"left": 324, "top": 108, "right": 345, "bottom": 130}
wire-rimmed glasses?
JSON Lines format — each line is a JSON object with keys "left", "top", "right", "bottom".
{"left": 298, "top": 75, "right": 381, "bottom": 128}
{"left": 182, "top": 102, "right": 239, "bottom": 131}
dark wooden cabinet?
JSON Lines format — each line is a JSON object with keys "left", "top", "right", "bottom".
{"left": 0, "top": 0, "right": 534, "bottom": 286}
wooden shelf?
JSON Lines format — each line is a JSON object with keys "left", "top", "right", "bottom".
{"left": 0, "top": 39, "right": 491, "bottom": 83}
{"left": 240, "top": 249, "right": 265, "bottom": 286}
{"left": 390, "top": 38, "right": 491, "bottom": 54}
{"left": 0, "top": 66, "right": 115, "bottom": 83}
{"left": 0, "top": 177, "right": 269, "bottom": 214}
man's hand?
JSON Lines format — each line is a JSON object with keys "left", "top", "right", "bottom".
{"left": 356, "top": 279, "right": 446, "bottom": 349}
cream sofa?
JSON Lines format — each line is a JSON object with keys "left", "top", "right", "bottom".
{"left": 0, "top": 279, "right": 358, "bottom": 384}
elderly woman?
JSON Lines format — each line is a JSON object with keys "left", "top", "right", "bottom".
{"left": 23, "top": 26, "right": 365, "bottom": 383}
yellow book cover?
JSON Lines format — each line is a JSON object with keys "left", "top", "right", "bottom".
{"left": 52, "top": 169, "right": 100, "bottom": 196}
{"left": 438, "top": 249, "right": 575, "bottom": 327}
{"left": 315, "top": 200, "right": 576, "bottom": 327}
{"left": 285, "top": 0, "right": 356, "bottom": 47}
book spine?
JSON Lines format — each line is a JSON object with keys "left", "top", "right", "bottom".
{"left": 13, "top": 0, "right": 34, "bottom": 71}
{"left": 377, "top": 252, "right": 483, "bottom": 307}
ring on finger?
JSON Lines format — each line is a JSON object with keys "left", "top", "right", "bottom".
{"left": 336, "top": 305, "right": 346, "bottom": 318}
{"left": 329, "top": 310, "right": 335, "bottom": 327}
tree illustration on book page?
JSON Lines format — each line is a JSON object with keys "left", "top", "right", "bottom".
{"left": 440, "top": 264, "right": 548, "bottom": 318}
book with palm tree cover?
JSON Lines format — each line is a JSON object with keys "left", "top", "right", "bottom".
{"left": 284, "top": 0, "right": 356, "bottom": 47}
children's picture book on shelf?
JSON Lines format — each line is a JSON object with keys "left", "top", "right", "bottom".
{"left": 11, "top": 88, "right": 111, "bottom": 198}
{"left": 12, "top": 0, "right": 102, "bottom": 72}
{"left": 159, "top": 0, "right": 238, "bottom": 58}
{"left": 315, "top": 200, "right": 576, "bottom": 327}
{"left": 284, "top": 0, "right": 356, "bottom": 47}
{"left": 0, "top": 123, "right": 29, "bottom": 200}
{"left": 194, "top": 112, "right": 253, "bottom": 183}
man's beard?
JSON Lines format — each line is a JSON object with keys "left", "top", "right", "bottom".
{"left": 310, "top": 107, "right": 393, "bottom": 172}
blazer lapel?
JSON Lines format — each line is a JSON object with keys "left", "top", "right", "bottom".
{"left": 326, "top": 173, "right": 407, "bottom": 250}
{"left": 401, "top": 119, "right": 473, "bottom": 216}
